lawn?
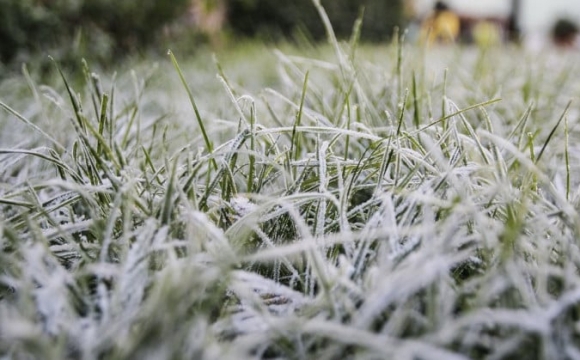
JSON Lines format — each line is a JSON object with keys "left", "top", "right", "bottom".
{"left": 2, "top": 24, "right": 580, "bottom": 359}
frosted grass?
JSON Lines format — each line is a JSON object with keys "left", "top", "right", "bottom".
{"left": 2, "top": 9, "right": 580, "bottom": 360}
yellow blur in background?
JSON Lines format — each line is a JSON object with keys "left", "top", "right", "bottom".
{"left": 472, "top": 21, "right": 502, "bottom": 47}
{"left": 420, "top": 5, "right": 460, "bottom": 44}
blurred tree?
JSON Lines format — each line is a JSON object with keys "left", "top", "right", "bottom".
{"left": 82, "top": 0, "right": 190, "bottom": 53}
{"left": 226, "top": 0, "right": 405, "bottom": 42}
{"left": 552, "top": 18, "right": 579, "bottom": 47}
{"left": 0, "top": 0, "right": 79, "bottom": 63}
{"left": 189, "top": 0, "right": 227, "bottom": 46}
{"left": 0, "top": 0, "right": 190, "bottom": 66}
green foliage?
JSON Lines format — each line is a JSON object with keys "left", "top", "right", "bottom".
{"left": 0, "top": 0, "right": 77, "bottom": 62}
{"left": 227, "top": 0, "right": 405, "bottom": 41}
{"left": 81, "top": 0, "right": 190, "bottom": 52}
{"left": 0, "top": 0, "right": 190, "bottom": 65}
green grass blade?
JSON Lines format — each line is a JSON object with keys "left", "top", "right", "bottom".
{"left": 168, "top": 50, "right": 217, "bottom": 170}
{"left": 536, "top": 100, "right": 571, "bottom": 163}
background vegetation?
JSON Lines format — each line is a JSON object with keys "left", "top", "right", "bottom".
{"left": 227, "top": 0, "right": 404, "bottom": 41}
{"left": 0, "top": 0, "right": 405, "bottom": 71}
{"left": 0, "top": 0, "right": 190, "bottom": 64}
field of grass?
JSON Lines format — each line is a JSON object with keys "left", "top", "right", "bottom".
{"left": 3, "top": 11, "right": 580, "bottom": 359}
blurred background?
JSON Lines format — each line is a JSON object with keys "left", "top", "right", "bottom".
{"left": 413, "top": 0, "right": 580, "bottom": 33}
{"left": 1, "top": 0, "right": 579, "bottom": 73}
{"left": 411, "top": 0, "right": 580, "bottom": 48}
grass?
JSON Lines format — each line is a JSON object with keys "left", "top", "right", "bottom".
{"left": 2, "top": 10, "right": 580, "bottom": 359}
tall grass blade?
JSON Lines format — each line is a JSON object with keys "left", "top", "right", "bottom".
{"left": 536, "top": 100, "right": 571, "bottom": 163}
{"left": 168, "top": 50, "right": 217, "bottom": 170}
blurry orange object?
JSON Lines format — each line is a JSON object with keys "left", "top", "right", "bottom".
{"left": 421, "top": 2, "right": 460, "bottom": 45}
